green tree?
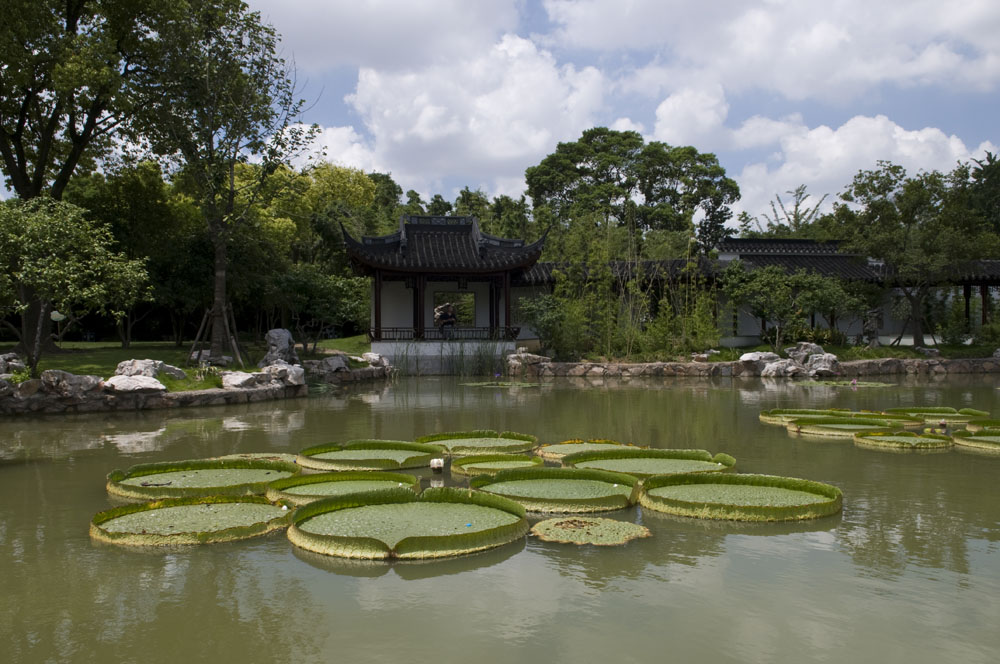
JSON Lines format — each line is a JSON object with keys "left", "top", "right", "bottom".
{"left": 831, "top": 161, "right": 999, "bottom": 347}
{"left": 738, "top": 185, "right": 831, "bottom": 239}
{"left": 138, "top": 0, "right": 314, "bottom": 360}
{"left": 454, "top": 186, "right": 490, "bottom": 220}
{"left": 0, "top": 199, "right": 147, "bottom": 374}
{"left": 426, "top": 194, "right": 453, "bottom": 216}
{"left": 403, "top": 190, "right": 426, "bottom": 215}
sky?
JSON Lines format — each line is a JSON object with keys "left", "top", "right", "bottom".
{"left": 251, "top": 0, "right": 999, "bottom": 224}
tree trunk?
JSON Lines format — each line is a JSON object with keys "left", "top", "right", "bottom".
{"left": 210, "top": 236, "right": 227, "bottom": 358}
{"left": 906, "top": 290, "right": 926, "bottom": 348}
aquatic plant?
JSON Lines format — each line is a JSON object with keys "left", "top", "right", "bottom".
{"left": 562, "top": 448, "right": 736, "bottom": 478}
{"left": 449, "top": 454, "right": 543, "bottom": 477}
{"left": 639, "top": 473, "right": 842, "bottom": 522}
{"left": 90, "top": 495, "right": 292, "bottom": 546}
{"left": 106, "top": 457, "right": 299, "bottom": 501}
{"left": 758, "top": 408, "right": 852, "bottom": 425}
{"left": 530, "top": 517, "right": 651, "bottom": 546}
{"left": 414, "top": 430, "right": 537, "bottom": 456}
{"left": 470, "top": 467, "right": 638, "bottom": 513}
{"left": 952, "top": 430, "right": 1000, "bottom": 454}
{"left": 853, "top": 431, "right": 952, "bottom": 452}
{"left": 296, "top": 440, "right": 444, "bottom": 471}
{"left": 287, "top": 486, "right": 529, "bottom": 560}
{"left": 785, "top": 416, "right": 896, "bottom": 438}
{"left": 460, "top": 381, "right": 539, "bottom": 388}
{"left": 883, "top": 407, "right": 989, "bottom": 423}
{"left": 963, "top": 418, "right": 1000, "bottom": 433}
{"left": 266, "top": 471, "right": 421, "bottom": 507}
{"left": 534, "top": 438, "right": 636, "bottom": 461}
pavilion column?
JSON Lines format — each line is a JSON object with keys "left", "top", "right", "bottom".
{"left": 415, "top": 275, "right": 426, "bottom": 339}
{"left": 982, "top": 285, "right": 990, "bottom": 326}
{"left": 504, "top": 272, "right": 511, "bottom": 339}
{"left": 488, "top": 278, "right": 495, "bottom": 332}
{"left": 373, "top": 270, "right": 382, "bottom": 341}
{"left": 964, "top": 284, "right": 971, "bottom": 326}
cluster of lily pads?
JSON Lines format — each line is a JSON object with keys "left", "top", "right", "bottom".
{"left": 760, "top": 406, "right": 1000, "bottom": 454}
{"left": 90, "top": 429, "right": 843, "bottom": 561}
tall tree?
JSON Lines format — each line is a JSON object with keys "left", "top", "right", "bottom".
{"left": 0, "top": 199, "right": 147, "bottom": 374}
{"left": 832, "top": 161, "right": 999, "bottom": 346}
{"left": 138, "top": 0, "right": 313, "bottom": 360}
{"left": 0, "top": 0, "right": 164, "bottom": 200}
{"left": 525, "top": 127, "right": 739, "bottom": 252}
{"left": 426, "top": 194, "right": 452, "bottom": 216}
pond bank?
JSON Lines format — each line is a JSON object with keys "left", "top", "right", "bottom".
{"left": 0, "top": 364, "right": 391, "bottom": 416}
{"left": 512, "top": 356, "right": 1000, "bottom": 379}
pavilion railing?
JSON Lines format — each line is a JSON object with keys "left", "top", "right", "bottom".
{"left": 369, "top": 327, "right": 520, "bottom": 342}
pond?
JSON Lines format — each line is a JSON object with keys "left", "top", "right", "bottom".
{"left": 2, "top": 375, "right": 999, "bottom": 662}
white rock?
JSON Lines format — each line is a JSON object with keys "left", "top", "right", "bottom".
{"left": 105, "top": 375, "right": 166, "bottom": 393}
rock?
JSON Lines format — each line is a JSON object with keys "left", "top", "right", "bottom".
{"left": 915, "top": 346, "right": 941, "bottom": 357}
{"left": 739, "top": 351, "right": 780, "bottom": 364}
{"left": 806, "top": 353, "right": 840, "bottom": 377}
{"left": 0, "top": 378, "right": 12, "bottom": 398}
{"left": 16, "top": 378, "right": 43, "bottom": 397}
{"left": 761, "top": 359, "right": 808, "bottom": 378}
{"left": 0, "top": 353, "right": 26, "bottom": 374}
{"left": 993, "top": 348, "right": 1000, "bottom": 359}
{"left": 189, "top": 351, "right": 232, "bottom": 366}
{"left": 691, "top": 353, "right": 709, "bottom": 362}
{"left": 40, "top": 370, "right": 103, "bottom": 396}
{"left": 115, "top": 359, "right": 187, "bottom": 380}
{"left": 258, "top": 328, "right": 300, "bottom": 368}
{"left": 221, "top": 371, "right": 258, "bottom": 389}
{"left": 261, "top": 360, "right": 306, "bottom": 386}
{"left": 105, "top": 375, "right": 166, "bottom": 393}
{"left": 784, "top": 342, "right": 825, "bottom": 365}
{"left": 362, "top": 352, "right": 390, "bottom": 368}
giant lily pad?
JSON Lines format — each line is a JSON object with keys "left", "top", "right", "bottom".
{"left": 106, "top": 458, "right": 299, "bottom": 501}
{"left": 639, "top": 473, "right": 842, "bottom": 522}
{"left": 90, "top": 495, "right": 292, "bottom": 546}
{"left": 785, "top": 416, "right": 896, "bottom": 438}
{"left": 963, "top": 418, "right": 1000, "bottom": 433}
{"left": 415, "top": 430, "right": 537, "bottom": 456}
{"left": 952, "top": 430, "right": 1000, "bottom": 454}
{"left": 470, "top": 467, "right": 638, "bottom": 513}
{"left": 296, "top": 440, "right": 443, "bottom": 471}
{"left": 450, "top": 454, "right": 543, "bottom": 477}
{"left": 562, "top": 447, "right": 735, "bottom": 478}
{"left": 530, "top": 517, "right": 650, "bottom": 546}
{"left": 853, "top": 431, "right": 952, "bottom": 453}
{"left": 758, "top": 408, "right": 852, "bottom": 425}
{"left": 287, "top": 487, "right": 528, "bottom": 560}
{"left": 266, "top": 471, "right": 420, "bottom": 507}
{"left": 534, "top": 438, "right": 637, "bottom": 461}
{"left": 884, "top": 407, "right": 989, "bottom": 423}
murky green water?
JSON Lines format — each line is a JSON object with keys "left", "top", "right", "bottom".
{"left": 2, "top": 375, "right": 1000, "bottom": 663}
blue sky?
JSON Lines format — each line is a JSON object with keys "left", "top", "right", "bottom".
{"left": 250, "top": 0, "right": 999, "bottom": 224}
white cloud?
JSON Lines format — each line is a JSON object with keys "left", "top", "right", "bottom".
{"left": 343, "top": 34, "right": 606, "bottom": 195}
{"left": 300, "top": 125, "right": 380, "bottom": 172}
{"left": 652, "top": 84, "right": 729, "bottom": 146}
{"left": 250, "top": 0, "right": 520, "bottom": 71}
{"left": 546, "top": 0, "right": 1000, "bottom": 99}
{"left": 733, "top": 114, "right": 999, "bottom": 221}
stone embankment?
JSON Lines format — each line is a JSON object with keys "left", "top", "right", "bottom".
{"left": 0, "top": 351, "right": 391, "bottom": 416}
{"left": 507, "top": 344, "right": 1000, "bottom": 380}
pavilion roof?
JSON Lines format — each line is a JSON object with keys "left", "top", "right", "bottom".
{"left": 344, "top": 216, "right": 546, "bottom": 275}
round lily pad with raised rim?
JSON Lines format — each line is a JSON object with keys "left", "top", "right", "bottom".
{"left": 952, "top": 430, "right": 1000, "bottom": 454}
{"left": 963, "top": 418, "right": 1000, "bottom": 433}
{"left": 266, "top": 471, "right": 420, "bottom": 507}
{"left": 884, "top": 407, "right": 989, "bottom": 423}
{"left": 639, "top": 473, "right": 842, "bottom": 522}
{"left": 296, "top": 440, "right": 443, "bottom": 471}
{"left": 460, "top": 381, "right": 539, "bottom": 388}
{"left": 803, "top": 380, "right": 894, "bottom": 388}
{"left": 758, "top": 408, "right": 852, "bottom": 425}
{"left": 450, "top": 454, "right": 543, "bottom": 477}
{"left": 287, "top": 486, "right": 529, "bottom": 560}
{"left": 562, "top": 448, "right": 736, "bottom": 478}
{"left": 530, "top": 517, "right": 651, "bottom": 546}
{"left": 90, "top": 495, "right": 292, "bottom": 546}
{"left": 762, "top": 410, "right": 922, "bottom": 429}
{"left": 213, "top": 452, "right": 298, "bottom": 464}
{"left": 106, "top": 458, "right": 299, "bottom": 501}
{"left": 470, "top": 467, "right": 638, "bottom": 513}
{"left": 785, "top": 416, "right": 896, "bottom": 438}
{"left": 853, "top": 431, "right": 952, "bottom": 452}
{"left": 414, "top": 430, "right": 537, "bottom": 456}
{"left": 534, "top": 438, "right": 638, "bottom": 461}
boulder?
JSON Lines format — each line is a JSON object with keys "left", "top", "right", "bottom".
{"left": 0, "top": 378, "right": 12, "bottom": 398}
{"left": 221, "top": 371, "right": 258, "bottom": 389}
{"left": 739, "top": 351, "right": 780, "bottom": 374}
{"left": 805, "top": 352, "right": 841, "bottom": 377}
{"left": 261, "top": 360, "right": 306, "bottom": 386}
{"left": 0, "top": 353, "right": 26, "bottom": 374}
{"left": 784, "top": 342, "right": 825, "bottom": 365}
{"left": 115, "top": 359, "right": 188, "bottom": 380}
{"left": 362, "top": 352, "right": 390, "bottom": 368}
{"left": 761, "top": 359, "right": 808, "bottom": 378}
{"left": 40, "top": 370, "right": 103, "bottom": 396}
{"left": 994, "top": 348, "right": 1000, "bottom": 359}
{"left": 915, "top": 346, "right": 941, "bottom": 357}
{"left": 258, "top": 328, "right": 300, "bottom": 368}
{"left": 105, "top": 375, "right": 167, "bottom": 393}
